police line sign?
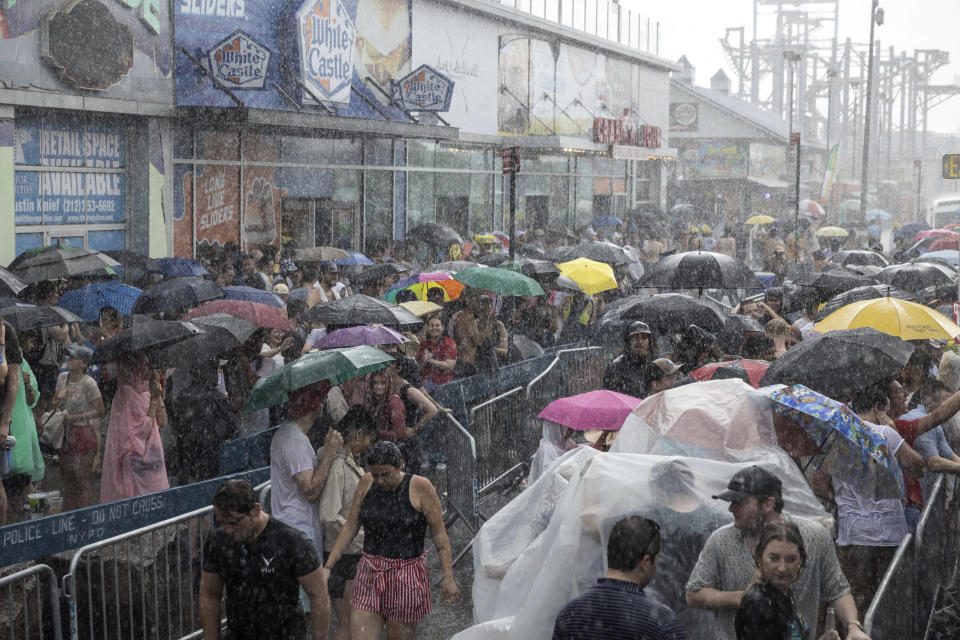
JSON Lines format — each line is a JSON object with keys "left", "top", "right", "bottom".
{"left": 943, "top": 154, "right": 960, "bottom": 179}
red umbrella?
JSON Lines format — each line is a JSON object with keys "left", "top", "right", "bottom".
{"left": 183, "top": 300, "right": 291, "bottom": 330}
{"left": 691, "top": 359, "right": 770, "bottom": 388}
{"left": 927, "top": 236, "right": 960, "bottom": 251}
{"left": 915, "top": 229, "right": 958, "bottom": 241}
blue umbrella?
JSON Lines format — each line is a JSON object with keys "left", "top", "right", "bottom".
{"left": 591, "top": 215, "right": 623, "bottom": 228}
{"left": 335, "top": 251, "right": 375, "bottom": 267}
{"left": 57, "top": 281, "right": 142, "bottom": 322}
{"left": 916, "top": 250, "right": 960, "bottom": 266}
{"left": 766, "top": 384, "right": 905, "bottom": 500}
{"left": 865, "top": 209, "right": 892, "bottom": 222}
{"left": 150, "top": 257, "right": 210, "bottom": 278}
{"left": 223, "top": 285, "right": 286, "bottom": 308}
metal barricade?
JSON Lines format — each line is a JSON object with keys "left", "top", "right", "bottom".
{"left": 468, "top": 386, "right": 529, "bottom": 497}
{"left": 915, "top": 476, "right": 951, "bottom": 632}
{"left": 0, "top": 564, "right": 63, "bottom": 640}
{"left": 864, "top": 533, "right": 916, "bottom": 638}
{"left": 62, "top": 481, "right": 268, "bottom": 640}
{"left": 556, "top": 346, "right": 604, "bottom": 397}
{"left": 434, "top": 413, "right": 479, "bottom": 568}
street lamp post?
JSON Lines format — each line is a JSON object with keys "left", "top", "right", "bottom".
{"left": 859, "top": 0, "right": 883, "bottom": 222}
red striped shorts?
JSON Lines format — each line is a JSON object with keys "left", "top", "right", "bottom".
{"left": 351, "top": 552, "right": 431, "bottom": 623}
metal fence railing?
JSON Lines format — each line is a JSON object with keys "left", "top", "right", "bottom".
{"left": 468, "top": 386, "right": 529, "bottom": 496}
{"left": 62, "top": 481, "right": 268, "bottom": 640}
{"left": 557, "top": 346, "right": 605, "bottom": 397}
{"left": 864, "top": 533, "right": 916, "bottom": 638}
{"left": 865, "top": 476, "right": 960, "bottom": 638}
{"left": 0, "top": 564, "right": 63, "bottom": 640}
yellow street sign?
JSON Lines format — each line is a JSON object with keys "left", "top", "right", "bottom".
{"left": 943, "top": 154, "right": 960, "bottom": 179}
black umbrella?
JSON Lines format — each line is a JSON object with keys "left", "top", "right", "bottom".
{"left": 477, "top": 253, "right": 511, "bottom": 267}
{"left": 794, "top": 268, "right": 874, "bottom": 299}
{"left": 158, "top": 313, "right": 258, "bottom": 364}
{"left": 831, "top": 249, "right": 889, "bottom": 268}
{"left": 603, "top": 293, "right": 728, "bottom": 333}
{"left": 503, "top": 258, "right": 561, "bottom": 278}
{"left": 638, "top": 251, "right": 763, "bottom": 291}
{"left": 552, "top": 242, "right": 633, "bottom": 266}
{"left": 349, "top": 262, "right": 411, "bottom": 285}
{"left": 8, "top": 245, "right": 121, "bottom": 283}
{"left": 131, "top": 277, "right": 223, "bottom": 315}
{"left": 758, "top": 327, "right": 914, "bottom": 397}
{"left": 875, "top": 262, "right": 956, "bottom": 291}
{"left": 0, "top": 266, "right": 28, "bottom": 297}
{"left": 816, "top": 285, "right": 916, "bottom": 321}
{"left": 408, "top": 223, "right": 463, "bottom": 248}
{"left": 0, "top": 304, "right": 84, "bottom": 331}
{"left": 92, "top": 319, "right": 205, "bottom": 366}
{"left": 103, "top": 250, "right": 162, "bottom": 284}
{"left": 302, "top": 294, "right": 422, "bottom": 330}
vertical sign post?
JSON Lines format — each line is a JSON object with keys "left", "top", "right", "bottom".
{"left": 789, "top": 133, "right": 801, "bottom": 263}
{"left": 503, "top": 147, "right": 520, "bottom": 262}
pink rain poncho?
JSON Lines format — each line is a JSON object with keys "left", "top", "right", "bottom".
{"left": 99, "top": 358, "right": 168, "bottom": 502}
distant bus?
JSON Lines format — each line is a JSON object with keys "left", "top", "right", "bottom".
{"left": 930, "top": 195, "right": 960, "bottom": 228}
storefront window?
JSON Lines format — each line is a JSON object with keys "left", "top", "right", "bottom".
{"left": 364, "top": 169, "right": 393, "bottom": 249}
{"left": 408, "top": 141, "right": 435, "bottom": 168}
{"left": 407, "top": 173, "right": 435, "bottom": 228}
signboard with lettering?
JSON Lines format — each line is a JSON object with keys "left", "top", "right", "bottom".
{"left": 296, "top": 0, "right": 357, "bottom": 104}
{"left": 943, "top": 154, "right": 960, "bottom": 179}
{"left": 208, "top": 30, "right": 271, "bottom": 89}
{"left": 679, "top": 141, "right": 749, "bottom": 179}
{"left": 14, "top": 113, "right": 125, "bottom": 226}
{"left": 592, "top": 114, "right": 662, "bottom": 149}
{"left": 391, "top": 64, "right": 454, "bottom": 111}
{"left": 0, "top": 468, "right": 269, "bottom": 567}
{"left": 669, "top": 102, "right": 699, "bottom": 132}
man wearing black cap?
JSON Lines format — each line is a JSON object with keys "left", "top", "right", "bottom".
{"left": 603, "top": 321, "right": 654, "bottom": 399}
{"left": 685, "top": 465, "right": 869, "bottom": 640}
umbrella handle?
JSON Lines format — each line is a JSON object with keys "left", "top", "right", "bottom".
{"left": 799, "top": 429, "right": 835, "bottom": 474}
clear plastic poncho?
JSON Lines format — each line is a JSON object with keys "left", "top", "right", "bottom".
{"left": 457, "top": 380, "right": 830, "bottom": 640}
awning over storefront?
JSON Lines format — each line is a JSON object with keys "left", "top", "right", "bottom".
{"left": 174, "top": 106, "right": 459, "bottom": 141}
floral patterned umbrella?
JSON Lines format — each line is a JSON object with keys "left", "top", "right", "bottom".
{"left": 766, "top": 384, "right": 905, "bottom": 500}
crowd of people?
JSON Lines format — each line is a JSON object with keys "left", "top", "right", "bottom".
{"left": 1, "top": 212, "right": 958, "bottom": 639}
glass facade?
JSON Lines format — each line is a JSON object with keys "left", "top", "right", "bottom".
{"left": 172, "top": 127, "right": 646, "bottom": 257}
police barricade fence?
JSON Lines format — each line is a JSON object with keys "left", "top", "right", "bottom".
{"left": 468, "top": 386, "right": 528, "bottom": 499}
{"left": 62, "top": 479, "right": 269, "bottom": 640}
{"left": 0, "top": 564, "right": 63, "bottom": 640}
{"left": 914, "top": 477, "right": 951, "bottom": 634}
{"left": 863, "top": 533, "right": 916, "bottom": 638}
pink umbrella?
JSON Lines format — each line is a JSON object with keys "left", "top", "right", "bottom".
{"left": 315, "top": 325, "right": 409, "bottom": 348}
{"left": 915, "top": 229, "right": 958, "bottom": 241}
{"left": 798, "top": 199, "right": 824, "bottom": 217}
{"left": 537, "top": 390, "right": 642, "bottom": 431}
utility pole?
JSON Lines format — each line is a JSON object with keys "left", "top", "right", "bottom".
{"left": 859, "top": 0, "right": 881, "bottom": 222}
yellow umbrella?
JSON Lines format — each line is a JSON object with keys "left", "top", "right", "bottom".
{"left": 474, "top": 234, "right": 497, "bottom": 244}
{"left": 745, "top": 215, "right": 776, "bottom": 225}
{"left": 398, "top": 300, "right": 443, "bottom": 317}
{"left": 815, "top": 226, "right": 849, "bottom": 238}
{"left": 557, "top": 258, "right": 618, "bottom": 295}
{"left": 814, "top": 297, "right": 960, "bottom": 340}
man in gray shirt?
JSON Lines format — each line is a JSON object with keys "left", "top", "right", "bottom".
{"left": 685, "top": 466, "right": 870, "bottom": 640}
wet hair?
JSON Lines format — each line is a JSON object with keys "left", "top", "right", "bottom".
{"left": 257, "top": 255, "right": 272, "bottom": 270}
{"left": 335, "top": 406, "right": 377, "bottom": 441}
{"left": 35, "top": 280, "right": 58, "bottom": 301}
{"left": 921, "top": 379, "right": 951, "bottom": 403}
{"left": 851, "top": 381, "right": 890, "bottom": 414}
{"left": 607, "top": 516, "right": 662, "bottom": 571}
{"left": 286, "top": 298, "right": 307, "bottom": 319}
{"left": 212, "top": 480, "right": 257, "bottom": 514}
{"left": 395, "top": 289, "right": 418, "bottom": 303}
{"left": 650, "top": 459, "right": 695, "bottom": 497}
{"left": 753, "top": 521, "right": 806, "bottom": 578}
{"left": 366, "top": 441, "right": 404, "bottom": 468}
{"left": 764, "top": 318, "right": 790, "bottom": 338}
{"left": 100, "top": 306, "right": 121, "bottom": 324}
{"left": 907, "top": 349, "right": 931, "bottom": 375}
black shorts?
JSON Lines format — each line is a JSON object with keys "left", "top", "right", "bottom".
{"left": 324, "top": 552, "right": 361, "bottom": 600}
{"left": 34, "top": 364, "right": 60, "bottom": 398}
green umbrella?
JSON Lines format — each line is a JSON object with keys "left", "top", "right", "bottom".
{"left": 452, "top": 267, "right": 546, "bottom": 297}
{"left": 838, "top": 199, "right": 861, "bottom": 213}
{"left": 244, "top": 345, "right": 394, "bottom": 413}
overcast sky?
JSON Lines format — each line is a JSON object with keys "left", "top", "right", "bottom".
{"left": 633, "top": 0, "right": 960, "bottom": 134}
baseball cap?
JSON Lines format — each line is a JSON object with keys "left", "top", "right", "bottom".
{"left": 626, "top": 321, "right": 652, "bottom": 338}
{"left": 272, "top": 283, "right": 290, "bottom": 295}
{"left": 66, "top": 344, "right": 94, "bottom": 363}
{"left": 712, "top": 466, "right": 782, "bottom": 502}
{"left": 651, "top": 358, "right": 682, "bottom": 376}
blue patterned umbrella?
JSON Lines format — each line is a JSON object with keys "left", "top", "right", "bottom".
{"left": 57, "top": 281, "right": 142, "bottom": 321}
{"left": 766, "top": 384, "right": 905, "bottom": 500}
{"left": 223, "top": 285, "right": 285, "bottom": 308}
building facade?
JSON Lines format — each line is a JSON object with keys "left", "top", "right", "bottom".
{"left": 0, "top": 0, "right": 675, "bottom": 263}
